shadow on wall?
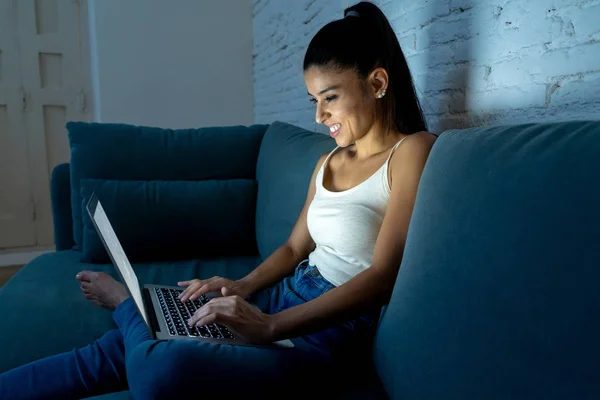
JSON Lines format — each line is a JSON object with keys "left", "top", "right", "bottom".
{"left": 420, "top": 0, "right": 600, "bottom": 133}
{"left": 422, "top": 0, "right": 473, "bottom": 133}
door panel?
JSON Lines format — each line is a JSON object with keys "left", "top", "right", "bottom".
{"left": 0, "top": 0, "right": 92, "bottom": 249}
{"left": 17, "top": 0, "right": 93, "bottom": 246}
{"left": 0, "top": 0, "right": 36, "bottom": 249}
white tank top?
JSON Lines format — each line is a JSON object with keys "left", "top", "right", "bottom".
{"left": 307, "top": 137, "right": 408, "bottom": 287}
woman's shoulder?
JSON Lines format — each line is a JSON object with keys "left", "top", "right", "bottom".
{"left": 405, "top": 130, "right": 437, "bottom": 144}
{"left": 398, "top": 131, "right": 436, "bottom": 151}
{"left": 389, "top": 131, "right": 437, "bottom": 167}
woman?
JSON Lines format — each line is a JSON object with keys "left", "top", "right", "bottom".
{"left": 0, "top": 2, "right": 436, "bottom": 398}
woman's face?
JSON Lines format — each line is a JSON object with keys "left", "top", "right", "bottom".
{"left": 304, "top": 66, "right": 377, "bottom": 147}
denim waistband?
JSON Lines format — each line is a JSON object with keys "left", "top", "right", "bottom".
{"left": 297, "top": 259, "right": 331, "bottom": 282}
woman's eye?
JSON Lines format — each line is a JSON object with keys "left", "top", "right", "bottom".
{"left": 309, "top": 95, "right": 337, "bottom": 104}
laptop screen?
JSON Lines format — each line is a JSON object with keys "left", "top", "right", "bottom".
{"left": 87, "top": 194, "right": 149, "bottom": 327}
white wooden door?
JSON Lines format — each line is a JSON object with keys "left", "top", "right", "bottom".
{"left": 0, "top": 0, "right": 92, "bottom": 249}
{"left": 0, "top": 0, "right": 36, "bottom": 248}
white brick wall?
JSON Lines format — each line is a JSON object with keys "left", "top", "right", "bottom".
{"left": 253, "top": 0, "right": 600, "bottom": 134}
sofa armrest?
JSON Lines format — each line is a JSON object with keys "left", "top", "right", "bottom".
{"left": 50, "top": 163, "right": 74, "bottom": 251}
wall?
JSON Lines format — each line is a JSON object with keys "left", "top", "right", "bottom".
{"left": 89, "top": 0, "right": 254, "bottom": 129}
{"left": 253, "top": 0, "right": 600, "bottom": 134}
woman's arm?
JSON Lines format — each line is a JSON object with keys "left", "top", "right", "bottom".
{"left": 269, "top": 132, "right": 436, "bottom": 340}
{"left": 238, "top": 153, "right": 328, "bottom": 294}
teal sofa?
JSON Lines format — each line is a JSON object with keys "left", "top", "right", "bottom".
{"left": 1, "top": 120, "right": 599, "bottom": 399}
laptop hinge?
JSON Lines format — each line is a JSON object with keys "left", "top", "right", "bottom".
{"left": 142, "top": 287, "right": 160, "bottom": 339}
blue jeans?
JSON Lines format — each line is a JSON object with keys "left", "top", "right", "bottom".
{"left": 0, "top": 261, "right": 377, "bottom": 399}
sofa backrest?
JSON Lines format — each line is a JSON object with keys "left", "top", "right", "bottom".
{"left": 373, "top": 120, "right": 600, "bottom": 398}
{"left": 255, "top": 121, "right": 335, "bottom": 260}
{"left": 66, "top": 122, "right": 267, "bottom": 262}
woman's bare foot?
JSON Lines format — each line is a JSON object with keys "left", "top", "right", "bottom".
{"left": 76, "top": 271, "right": 130, "bottom": 310}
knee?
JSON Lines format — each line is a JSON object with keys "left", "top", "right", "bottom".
{"left": 95, "top": 329, "right": 126, "bottom": 364}
{"left": 126, "top": 340, "right": 187, "bottom": 399}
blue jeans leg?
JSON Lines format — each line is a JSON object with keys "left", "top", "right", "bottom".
{"left": 0, "top": 329, "right": 127, "bottom": 400}
{"left": 126, "top": 333, "right": 331, "bottom": 399}
{"left": 0, "top": 297, "right": 151, "bottom": 400}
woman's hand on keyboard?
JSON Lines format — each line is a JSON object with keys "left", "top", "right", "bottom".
{"left": 177, "top": 277, "right": 251, "bottom": 303}
{"left": 187, "top": 289, "right": 275, "bottom": 344}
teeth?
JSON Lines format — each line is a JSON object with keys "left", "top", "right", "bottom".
{"left": 329, "top": 124, "right": 341, "bottom": 133}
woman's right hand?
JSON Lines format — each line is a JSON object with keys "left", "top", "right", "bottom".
{"left": 177, "top": 277, "right": 252, "bottom": 302}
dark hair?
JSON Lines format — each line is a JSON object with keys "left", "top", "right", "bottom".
{"left": 303, "top": 1, "right": 427, "bottom": 134}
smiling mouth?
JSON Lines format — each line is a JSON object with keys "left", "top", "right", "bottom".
{"left": 329, "top": 123, "right": 341, "bottom": 137}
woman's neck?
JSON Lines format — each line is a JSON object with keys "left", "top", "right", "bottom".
{"left": 352, "top": 123, "right": 403, "bottom": 160}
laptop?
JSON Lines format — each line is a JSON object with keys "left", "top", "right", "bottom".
{"left": 86, "top": 192, "right": 294, "bottom": 348}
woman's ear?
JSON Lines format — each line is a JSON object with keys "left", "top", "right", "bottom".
{"left": 368, "top": 67, "right": 389, "bottom": 98}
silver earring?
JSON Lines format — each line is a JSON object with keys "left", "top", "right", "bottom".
{"left": 377, "top": 90, "right": 386, "bottom": 99}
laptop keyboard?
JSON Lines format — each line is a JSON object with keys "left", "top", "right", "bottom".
{"left": 155, "top": 288, "right": 235, "bottom": 340}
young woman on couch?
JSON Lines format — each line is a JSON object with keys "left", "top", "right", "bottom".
{"left": 0, "top": 2, "right": 436, "bottom": 398}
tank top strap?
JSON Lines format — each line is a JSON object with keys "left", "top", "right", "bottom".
{"left": 381, "top": 135, "right": 410, "bottom": 192}
{"left": 315, "top": 146, "right": 341, "bottom": 190}
{"left": 385, "top": 135, "right": 409, "bottom": 165}
{"left": 323, "top": 146, "right": 341, "bottom": 168}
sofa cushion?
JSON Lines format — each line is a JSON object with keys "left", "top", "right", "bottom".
{"left": 255, "top": 121, "right": 335, "bottom": 259}
{"left": 80, "top": 178, "right": 258, "bottom": 263}
{"left": 0, "top": 250, "right": 261, "bottom": 375}
{"left": 67, "top": 122, "right": 268, "bottom": 249}
{"left": 374, "top": 121, "right": 600, "bottom": 399}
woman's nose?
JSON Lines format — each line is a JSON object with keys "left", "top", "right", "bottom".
{"left": 315, "top": 103, "right": 328, "bottom": 124}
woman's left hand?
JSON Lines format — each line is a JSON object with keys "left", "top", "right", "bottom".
{"left": 187, "top": 287, "right": 276, "bottom": 344}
